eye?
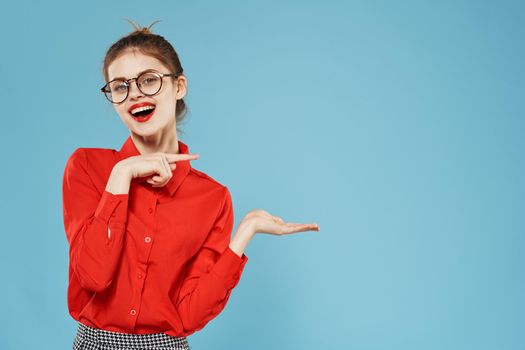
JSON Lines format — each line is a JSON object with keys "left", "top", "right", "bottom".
{"left": 115, "top": 84, "right": 127, "bottom": 92}
{"left": 109, "top": 80, "right": 127, "bottom": 92}
{"left": 143, "top": 77, "right": 158, "bottom": 85}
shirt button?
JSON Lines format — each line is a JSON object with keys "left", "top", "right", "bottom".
{"left": 144, "top": 236, "right": 152, "bottom": 243}
{"left": 148, "top": 207, "right": 153, "bottom": 214}
{"left": 137, "top": 272, "right": 143, "bottom": 279}
{"left": 130, "top": 309, "right": 137, "bottom": 316}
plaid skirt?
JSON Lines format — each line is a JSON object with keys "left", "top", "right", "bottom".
{"left": 72, "top": 322, "right": 191, "bottom": 350}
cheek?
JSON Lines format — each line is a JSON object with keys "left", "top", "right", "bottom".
{"left": 115, "top": 106, "right": 128, "bottom": 118}
{"left": 156, "top": 96, "right": 177, "bottom": 115}
{"left": 115, "top": 107, "right": 134, "bottom": 127}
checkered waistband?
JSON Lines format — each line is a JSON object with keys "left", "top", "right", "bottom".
{"left": 75, "top": 321, "right": 190, "bottom": 349}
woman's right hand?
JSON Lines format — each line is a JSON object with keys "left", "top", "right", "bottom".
{"left": 118, "top": 152, "right": 200, "bottom": 188}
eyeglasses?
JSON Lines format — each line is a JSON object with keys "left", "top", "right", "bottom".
{"left": 100, "top": 70, "right": 179, "bottom": 104}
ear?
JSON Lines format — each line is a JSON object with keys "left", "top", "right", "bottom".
{"left": 174, "top": 75, "right": 187, "bottom": 100}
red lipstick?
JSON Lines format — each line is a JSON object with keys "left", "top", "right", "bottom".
{"left": 128, "top": 102, "right": 156, "bottom": 123}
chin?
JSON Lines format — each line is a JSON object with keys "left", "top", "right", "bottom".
{"left": 131, "top": 125, "right": 160, "bottom": 136}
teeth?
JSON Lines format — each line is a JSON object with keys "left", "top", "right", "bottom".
{"left": 130, "top": 105, "right": 155, "bottom": 115}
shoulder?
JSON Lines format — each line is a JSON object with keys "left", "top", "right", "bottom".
{"left": 189, "top": 167, "right": 226, "bottom": 189}
{"left": 66, "top": 147, "right": 116, "bottom": 166}
{"left": 188, "top": 168, "right": 233, "bottom": 221}
{"left": 64, "top": 147, "right": 117, "bottom": 180}
{"left": 188, "top": 167, "right": 231, "bottom": 198}
{"left": 64, "top": 148, "right": 87, "bottom": 173}
{"left": 67, "top": 146, "right": 115, "bottom": 161}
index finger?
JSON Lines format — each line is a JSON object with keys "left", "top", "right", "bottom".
{"left": 164, "top": 153, "right": 200, "bottom": 163}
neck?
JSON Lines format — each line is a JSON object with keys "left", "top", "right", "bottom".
{"left": 131, "top": 126, "right": 179, "bottom": 155}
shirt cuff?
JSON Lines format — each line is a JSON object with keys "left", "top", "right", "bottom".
{"left": 94, "top": 190, "right": 129, "bottom": 224}
{"left": 210, "top": 246, "right": 248, "bottom": 290}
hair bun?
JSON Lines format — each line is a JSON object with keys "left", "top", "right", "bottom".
{"left": 124, "top": 18, "right": 162, "bottom": 34}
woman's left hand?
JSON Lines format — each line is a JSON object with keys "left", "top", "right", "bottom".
{"left": 228, "top": 209, "right": 320, "bottom": 258}
{"left": 239, "top": 209, "right": 320, "bottom": 236}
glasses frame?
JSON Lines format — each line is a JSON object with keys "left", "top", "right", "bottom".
{"left": 100, "top": 69, "right": 180, "bottom": 104}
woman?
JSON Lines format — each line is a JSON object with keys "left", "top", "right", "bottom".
{"left": 63, "top": 20, "right": 320, "bottom": 350}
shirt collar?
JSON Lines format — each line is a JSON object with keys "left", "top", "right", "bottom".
{"left": 117, "top": 135, "right": 191, "bottom": 197}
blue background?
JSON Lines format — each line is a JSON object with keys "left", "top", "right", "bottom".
{"left": 1, "top": 0, "right": 524, "bottom": 349}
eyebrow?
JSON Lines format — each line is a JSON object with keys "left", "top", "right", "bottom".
{"left": 109, "top": 69, "right": 157, "bottom": 81}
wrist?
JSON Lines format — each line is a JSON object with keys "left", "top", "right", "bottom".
{"left": 236, "top": 220, "right": 256, "bottom": 238}
{"left": 229, "top": 221, "right": 255, "bottom": 257}
{"left": 113, "top": 162, "right": 132, "bottom": 180}
{"left": 105, "top": 164, "right": 132, "bottom": 194}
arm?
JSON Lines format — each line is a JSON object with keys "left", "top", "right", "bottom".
{"left": 62, "top": 148, "right": 131, "bottom": 292}
{"left": 175, "top": 186, "right": 249, "bottom": 334}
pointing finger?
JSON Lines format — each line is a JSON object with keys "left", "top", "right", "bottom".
{"left": 165, "top": 153, "right": 200, "bottom": 163}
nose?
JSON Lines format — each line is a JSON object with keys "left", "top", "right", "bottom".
{"left": 127, "top": 79, "right": 144, "bottom": 100}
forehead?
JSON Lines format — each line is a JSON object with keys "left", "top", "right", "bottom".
{"left": 107, "top": 50, "right": 169, "bottom": 80}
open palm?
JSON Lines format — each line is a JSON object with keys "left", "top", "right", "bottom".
{"left": 241, "top": 209, "right": 320, "bottom": 236}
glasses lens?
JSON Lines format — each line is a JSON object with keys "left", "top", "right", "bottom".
{"left": 138, "top": 72, "right": 162, "bottom": 95}
{"left": 107, "top": 79, "right": 128, "bottom": 103}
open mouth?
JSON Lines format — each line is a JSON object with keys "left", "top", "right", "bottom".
{"left": 129, "top": 105, "right": 156, "bottom": 121}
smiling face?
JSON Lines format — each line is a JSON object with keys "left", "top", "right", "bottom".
{"left": 106, "top": 49, "right": 187, "bottom": 138}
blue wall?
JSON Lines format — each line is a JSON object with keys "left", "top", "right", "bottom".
{"left": 1, "top": 0, "right": 523, "bottom": 349}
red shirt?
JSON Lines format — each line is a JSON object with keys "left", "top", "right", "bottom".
{"left": 62, "top": 135, "right": 248, "bottom": 337}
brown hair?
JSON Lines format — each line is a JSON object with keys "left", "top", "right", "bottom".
{"left": 102, "top": 19, "right": 188, "bottom": 128}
